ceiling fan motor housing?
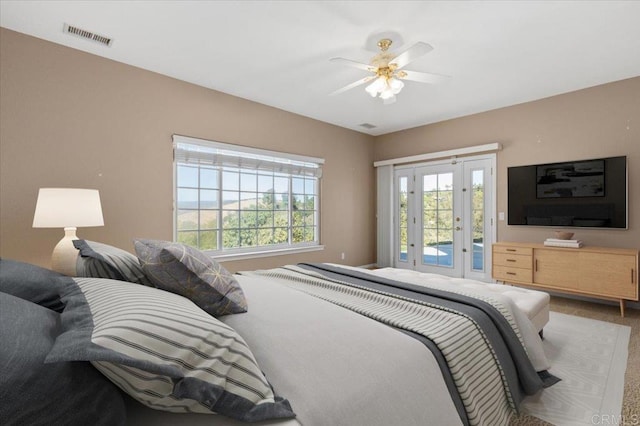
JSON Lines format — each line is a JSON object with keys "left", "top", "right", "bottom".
{"left": 371, "top": 52, "right": 395, "bottom": 69}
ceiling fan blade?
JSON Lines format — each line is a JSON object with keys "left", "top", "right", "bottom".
{"left": 398, "top": 70, "right": 450, "bottom": 84}
{"left": 389, "top": 42, "right": 433, "bottom": 69}
{"left": 330, "top": 57, "right": 377, "bottom": 72}
{"left": 330, "top": 76, "right": 375, "bottom": 96}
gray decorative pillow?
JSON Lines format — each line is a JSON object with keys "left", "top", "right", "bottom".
{"left": 133, "top": 239, "right": 247, "bottom": 316}
{"left": 73, "top": 240, "right": 153, "bottom": 286}
{"left": 0, "top": 258, "right": 68, "bottom": 312}
{"left": 0, "top": 292, "right": 126, "bottom": 425}
{"left": 46, "top": 277, "right": 294, "bottom": 422}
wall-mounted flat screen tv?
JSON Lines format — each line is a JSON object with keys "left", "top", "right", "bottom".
{"left": 508, "top": 156, "right": 627, "bottom": 228}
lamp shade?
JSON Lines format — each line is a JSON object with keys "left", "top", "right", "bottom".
{"left": 33, "top": 188, "right": 104, "bottom": 228}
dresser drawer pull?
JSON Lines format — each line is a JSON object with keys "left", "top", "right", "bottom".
{"left": 506, "top": 259, "right": 516, "bottom": 262}
{"left": 506, "top": 248, "right": 517, "bottom": 252}
{"left": 506, "top": 272, "right": 516, "bottom": 276}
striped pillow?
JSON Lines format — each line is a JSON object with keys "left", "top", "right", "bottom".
{"left": 45, "top": 277, "right": 295, "bottom": 422}
{"left": 73, "top": 240, "right": 153, "bottom": 286}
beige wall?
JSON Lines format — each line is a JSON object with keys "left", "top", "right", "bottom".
{"left": 0, "top": 28, "right": 376, "bottom": 272}
{"left": 375, "top": 77, "right": 640, "bottom": 250}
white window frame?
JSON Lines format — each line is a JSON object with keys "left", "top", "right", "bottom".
{"left": 173, "top": 134, "right": 324, "bottom": 261}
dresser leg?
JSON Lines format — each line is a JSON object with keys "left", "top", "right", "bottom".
{"left": 619, "top": 299, "right": 625, "bottom": 318}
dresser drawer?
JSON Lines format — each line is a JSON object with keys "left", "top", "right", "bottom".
{"left": 493, "top": 265, "right": 532, "bottom": 283}
{"left": 493, "top": 245, "right": 533, "bottom": 256}
{"left": 493, "top": 252, "right": 532, "bottom": 269}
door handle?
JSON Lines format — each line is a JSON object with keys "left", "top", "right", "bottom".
{"left": 455, "top": 226, "right": 461, "bottom": 231}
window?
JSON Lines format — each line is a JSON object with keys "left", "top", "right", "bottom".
{"left": 173, "top": 135, "right": 323, "bottom": 259}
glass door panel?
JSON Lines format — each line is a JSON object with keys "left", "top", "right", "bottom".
{"left": 394, "top": 169, "right": 414, "bottom": 270}
{"left": 463, "top": 159, "right": 493, "bottom": 281}
{"left": 421, "top": 172, "right": 454, "bottom": 267}
{"left": 399, "top": 176, "right": 409, "bottom": 263}
{"left": 416, "top": 164, "right": 462, "bottom": 277}
{"left": 471, "top": 169, "right": 485, "bottom": 271}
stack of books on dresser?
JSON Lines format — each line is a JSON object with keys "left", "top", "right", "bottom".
{"left": 543, "top": 238, "right": 583, "bottom": 248}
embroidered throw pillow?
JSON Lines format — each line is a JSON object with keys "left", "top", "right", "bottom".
{"left": 133, "top": 239, "right": 247, "bottom": 316}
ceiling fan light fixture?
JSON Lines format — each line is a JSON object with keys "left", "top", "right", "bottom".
{"left": 365, "top": 76, "right": 386, "bottom": 97}
{"left": 389, "top": 77, "right": 404, "bottom": 93}
{"left": 366, "top": 75, "right": 404, "bottom": 99}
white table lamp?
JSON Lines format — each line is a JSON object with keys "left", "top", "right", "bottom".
{"left": 33, "top": 188, "right": 104, "bottom": 275}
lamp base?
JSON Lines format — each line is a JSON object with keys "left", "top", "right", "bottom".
{"left": 51, "top": 227, "right": 79, "bottom": 276}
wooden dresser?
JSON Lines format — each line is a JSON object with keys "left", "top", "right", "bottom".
{"left": 492, "top": 242, "right": 639, "bottom": 316}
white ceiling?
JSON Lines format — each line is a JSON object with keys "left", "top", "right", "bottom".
{"left": 2, "top": 1, "right": 639, "bottom": 136}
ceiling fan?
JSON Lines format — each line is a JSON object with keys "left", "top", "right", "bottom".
{"left": 330, "top": 38, "right": 449, "bottom": 104}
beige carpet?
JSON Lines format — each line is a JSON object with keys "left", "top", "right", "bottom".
{"left": 510, "top": 297, "right": 639, "bottom": 426}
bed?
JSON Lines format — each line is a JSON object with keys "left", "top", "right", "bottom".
{"left": 0, "top": 239, "right": 557, "bottom": 426}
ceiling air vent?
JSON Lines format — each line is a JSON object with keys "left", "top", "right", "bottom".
{"left": 63, "top": 23, "right": 113, "bottom": 47}
{"left": 359, "top": 123, "right": 377, "bottom": 129}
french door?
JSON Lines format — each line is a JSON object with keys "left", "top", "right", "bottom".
{"left": 394, "top": 156, "right": 494, "bottom": 281}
